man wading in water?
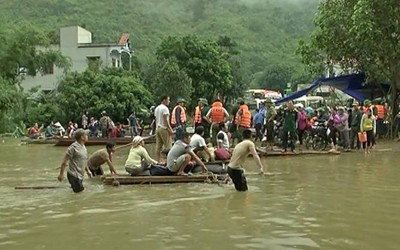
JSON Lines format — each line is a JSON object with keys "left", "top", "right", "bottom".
{"left": 57, "top": 129, "right": 89, "bottom": 193}
{"left": 228, "top": 129, "right": 265, "bottom": 191}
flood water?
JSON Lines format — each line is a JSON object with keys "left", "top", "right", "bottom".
{"left": 0, "top": 138, "right": 399, "bottom": 250}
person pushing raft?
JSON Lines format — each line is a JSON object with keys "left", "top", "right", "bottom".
{"left": 227, "top": 129, "right": 265, "bottom": 191}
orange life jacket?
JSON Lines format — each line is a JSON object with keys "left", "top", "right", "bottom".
{"left": 375, "top": 104, "right": 385, "bottom": 119}
{"left": 236, "top": 105, "right": 251, "bottom": 128}
{"left": 210, "top": 101, "right": 225, "bottom": 124}
{"left": 171, "top": 105, "right": 186, "bottom": 125}
{"left": 308, "top": 116, "right": 317, "bottom": 127}
{"left": 194, "top": 106, "right": 202, "bottom": 124}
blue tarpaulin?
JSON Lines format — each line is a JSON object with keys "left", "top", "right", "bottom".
{"left": 275, "top": 73, "right": 390, "bottom": 104}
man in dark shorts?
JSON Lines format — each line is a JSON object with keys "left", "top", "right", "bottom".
{"left": 57, "top": 129, "right": 89, "bottom": 193}
{"left": 228, "top": 129, "right": 265, "bottom": 191}
{"left": 86, "top": 141, "right": 129, "bottom": 177}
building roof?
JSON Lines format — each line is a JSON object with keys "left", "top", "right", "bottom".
{"left": 118, "top": 33, "right": 130, "bottom": 45}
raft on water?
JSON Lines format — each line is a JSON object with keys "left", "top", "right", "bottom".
{"left": 101, "top": 174, "right": 222, "bottom": 185}
{"left": 257, "top": 148, "right": 341, "bottom": 156}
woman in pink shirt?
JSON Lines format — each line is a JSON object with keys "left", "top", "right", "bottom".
{"left": 297, "top": 106, "right": 308, "bottom": 147}
{"left": 328, "top": 107, "right": 340, "bottom": 152}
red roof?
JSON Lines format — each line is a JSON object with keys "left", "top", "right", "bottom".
{"left": 118, "top": 33, "right": 130, "bottom": 45}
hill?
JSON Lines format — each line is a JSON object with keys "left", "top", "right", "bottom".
{"left": 0, "top": 0, "right": 318, "bottom": 88}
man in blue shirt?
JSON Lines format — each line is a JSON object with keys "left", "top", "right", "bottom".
{"left": 253, "top": 109, "right": 264, "bottom": 141}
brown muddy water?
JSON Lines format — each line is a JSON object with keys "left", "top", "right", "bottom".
{"left": 0, "top": 138, "right": 399, "bottom": 250}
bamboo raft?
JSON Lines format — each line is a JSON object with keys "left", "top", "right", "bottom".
{"left": 101, "top": 174, "right": 220, "bottom": 185}
{"left": 256, "top": 148, "right": 341, "bottom": 156}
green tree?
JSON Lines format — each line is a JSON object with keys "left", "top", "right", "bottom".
{"left": 156, "top": 35, "right": 232, "bottom": 105}
{"left": 0, "top": 22, "right": 70, "bottom": 83}
{"left": 55, "top": 68, "right": 153, "bottom": 123}
{"left": 298, "top": 0, "right": 400, "bottom": 134}
{"left": 150, "top": 58, "right": 193, "bottom": 105}
{"left": 0, "top": 23, "right": 70, "bottom": 133}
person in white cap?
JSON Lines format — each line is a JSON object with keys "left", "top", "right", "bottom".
{"left": 125, "top": 136, "right": 159, "bottom": 176}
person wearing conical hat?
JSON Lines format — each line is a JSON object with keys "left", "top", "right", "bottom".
{"left": 125, "top": 136, "right": 158, "bottom": 176}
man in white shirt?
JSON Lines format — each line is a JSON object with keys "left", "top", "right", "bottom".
{"left": 154, "top": 95, "right": 173, "bottom": 162}
{"left": 190, "top": 126, "right": 215, "bottom": 162}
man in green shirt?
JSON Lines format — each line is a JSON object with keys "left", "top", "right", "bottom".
{"left": 264, "top": 98, "right": 277, "bottom": 149}
{"left": 282, "top": 101, "right": 298, "bottom": 153}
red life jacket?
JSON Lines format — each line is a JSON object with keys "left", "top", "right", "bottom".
{"left": 194, "top": 106, "right": 202, "bottom": 124}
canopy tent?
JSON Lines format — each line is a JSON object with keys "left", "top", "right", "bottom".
{"left": 275, "top": 73, "right": 390, "bottom": 105}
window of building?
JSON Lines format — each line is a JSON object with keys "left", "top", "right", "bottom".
{"left": 87, "top": 56, "right": 101, "bottom": 71}
{"left": 43, "top": 63, "right": 54, "bottom": 75}
{"left": 112, "top": 58, "right": 120, "bottom": 68}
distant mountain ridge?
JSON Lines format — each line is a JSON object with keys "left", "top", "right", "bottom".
{"left": 0, "top": 0, "right": 318, "bottom": 86}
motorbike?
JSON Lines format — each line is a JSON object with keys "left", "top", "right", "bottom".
{"left": 307, "top": 120, "right": 329, "bottom": 151}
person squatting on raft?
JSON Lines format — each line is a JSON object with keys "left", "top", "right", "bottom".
{"left": 125, "top": 136, "right": 159, "bottom": 176}
{"left": 166, "top": 132, "right": 208, "bottom": 176}
{"left": 227, "top": 129, "right": 265, "bottom": 192}
{"left": 57, "top": 129, "right": 89, "bottom": 193}
{"left": 190, "top": 126, "right": 215, "bottom": 162}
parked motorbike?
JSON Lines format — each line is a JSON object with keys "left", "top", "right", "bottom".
{"left": 308, "top": 120, "right": 329, "bottom": 151}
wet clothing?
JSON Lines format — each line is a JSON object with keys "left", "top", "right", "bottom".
{"left": 89, "top": 167, "right": 104, "bottom": 177}
{"left": 228, "top": 167, "right": 248, "bottom": 192}
{"left": 67, "top": 172, "right": 84, "bottom": 193}
{"left": 66, "top": 141, "right": 87, "bottom": 180}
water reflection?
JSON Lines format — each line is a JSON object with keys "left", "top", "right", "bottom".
{"left": 0, "top": 139, "right": 400, "bottom": 249}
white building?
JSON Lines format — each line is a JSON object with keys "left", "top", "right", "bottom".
{"left": 21, "top": 26, "right": 132, "bottom": 92}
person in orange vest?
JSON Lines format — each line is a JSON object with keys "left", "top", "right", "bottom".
{"left": 373, "top": 101, "right": 386, "bottom": 139}
{"left": 171, "top": 98, "right": 187, "bottom": 140}
{"left": 236, "top": 100, "right": 252, "bottom": 142}
{"left": 206, "top": 99, "right": 229, "bottom": 146}
{"left": 193, "top": 98, "right": 204, "bottom": 129}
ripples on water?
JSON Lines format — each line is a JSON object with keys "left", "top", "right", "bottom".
{"left": 0, "top": 139, "right": 400, "bottom": 249}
